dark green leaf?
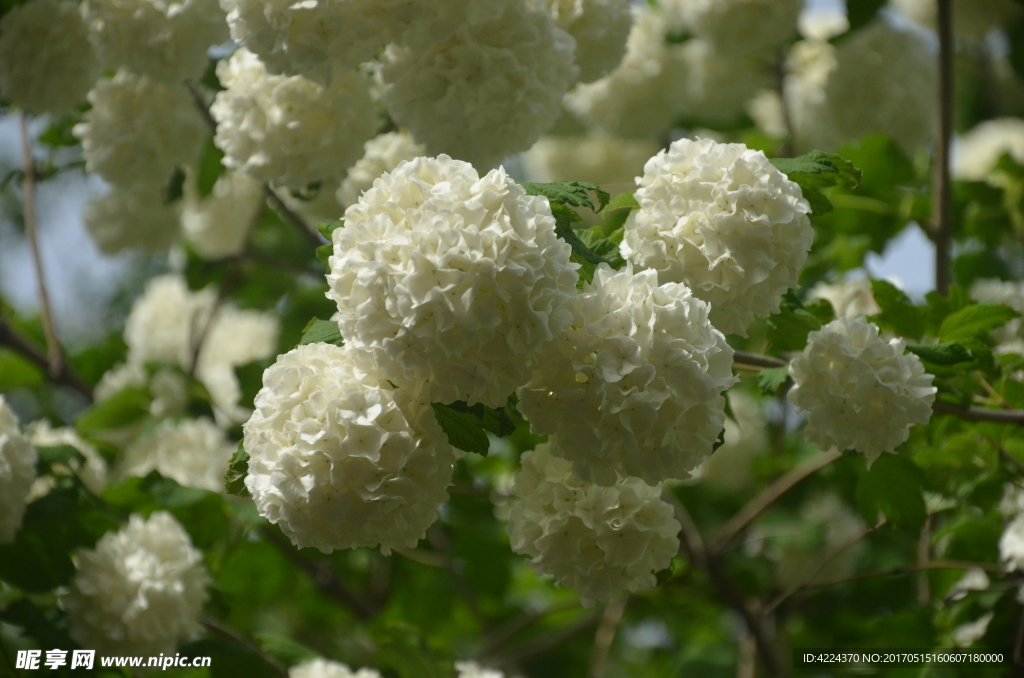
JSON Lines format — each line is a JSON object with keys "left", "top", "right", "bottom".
{"left": 226, "top": 443, "right": 250, "bottom": 497}
{"left": 758, "top": 367, "right": 791, "bottom": 396}
{"left": 870, "top": 279, "right": 926, "bottom": 340}
{"left": 905, "top": 342, "right": 974, "bottom": 366}
{"left": 316, "top": 243, "right": 332, "bottom": 267}
{"left": 35, "top": 444, "right": 86, "bottom": 474}
{"left": 373, "top": 623, "right": 447, "bottom": 678}
{"left": 765, "top": 290, "right": 824, "bottom": 351}
{"left": 0, "top": 347, "right": 43, "bottom": 390}
{"left": 195, "top": 138, "right": 227, "bottom": 198}
{"left": 37, "top": 113, "right": 81, "bottom": 148}
{"left": 299, "top": 318, "right": 343, "bottom": 346}
{"left": 855, "top": 454, "right": 926, "bottom": 531}
{"left": 0, "top": 600, "right": 78, "bottom": 660}
{"left": 75, "top": 386, "right": 152, "bottom": 436}
{"left": 771, "top": 151, "right": 861, "bottom": 218}
{"left": 521, "top": 180, "right": 610, "bottom": 212}
{"left": 432, "top": 403, "right": 490, "bottom": 455}
{"left": 553, "top": 212, "right": 611, "bottom": 267}
{"left": 845, "top": 0, "right": 886, "bottom": 33}
{"left": 163, "top": 166, "right": 186, "bottom": 204}
{"left": 711, "top": 427, "right": 726, "bottom": 453}
{"left": 104, "top": 473, "right": 229, "bottom": 550}
{"left": 317, "top": 219, "right": 343, "bottom": 240}
{"left": 939, "top": 304, "right": 1020, "bottom": 343}
{"left": 444, "top": 400, "right": 516, "bottom": 438}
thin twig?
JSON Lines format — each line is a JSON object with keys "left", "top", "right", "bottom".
{"left": 933, "top": 0, "right": 954, "bottom": 296}
{"left": 588, "top": 598, "right": 628, "bottom": 678}
{"left": 711, "top": 450, "right": 844, "bottom": 556}
{"left": 0, "top": 318, "right": 93, "bottom": 398}
{"left": 19, "top": 113, "right": 63, "bottom": 379}
{"left": 265, "top": 186, "right": 324, "bottom": 248}
{"left": 733, "top": 351, "right": 787, "bottom": 370}
{"left": 200, "top": 618, "right": 288, "bottom": 678}
{"left": 933, "top": 400, "right": 1024, "bottom": 425}
{"left": 261, "top": 527, "right": 377, "bottom": 620}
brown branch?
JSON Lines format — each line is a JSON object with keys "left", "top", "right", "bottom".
{"left": 710, "top": 449, "right": 844, "bottom": 556}
{"left": 261, "top": 527, "right": 377, "bottom": 620}
{"left": 933, "top": 0, "right": 954, "bottom": 296}
{"left": 200, "top": 618, "right": 288, "bottom": 678}
{"left": 19, "top": 113, "right": 63, "bottom": 379}
{"left": 733, "top": 351, "right": 787, "bottom": 370}
{"left": 265, "top": 186, "right": 324, "bottom": 248}
{"left": 588, "top": 598, "right": 627, "bottom": 678}
{"left": 0, "top": 317, "right": 93, "bottom": 399}
{"left": 933, "top": 400, "right": 1024, "bottom": 425}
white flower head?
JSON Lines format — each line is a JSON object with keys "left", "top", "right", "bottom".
{"left": 808, "top": 278, "right": 881, "bottom": 320}
{"left": 75, "top": 70, "right": 206, "bottom": 188}
{"left": 677, "top": 40, "right": 769, "bottom": 128}
{"left": 220, "top": 0, "right": 380, "bottom": 85}
{"left": 787, "top": 317, "right": 937, "bottom": 465}
{"left": 124, "top": 274, "right": 218, "bottom": 370}
{"left": 379, "top": 0, "right": 579, "bottom": 170}
{"left": 507, "top": 442, "right": 681, "bottom": 607}
{"left": 327, "top": 155, "right": 579, "bottom": 408}
{"left": 621, "top": 137, "right": 814, "bottom": 337}
{"left": 521, "top": 134, "right": 659, "bottom": 188}
{"left": 243, "top": 342, "right": 457, "bottom": 554}
{"left": 358, "top": 0, "right": 507, "bottom": 53}
{"left": 564, "top": 5, "right": 687, "bottom": 140}
{"left": 63, "top": 511, "right": 210, "bottom": 657}
{"left": 289, "top": 658, "right": 382, "bottom": 678}
{"left": 0, "top": 397, "right": 36, "bottom": 544}
{"left": 212, "top": 48, "right": 378, "bottom": 189}
{"left": 455, "top": 661, "right": 505, "bottom": 678}
{"left": 529, "top": 0, "right": 633, "bottom": 83}
{"left": 1001, "top": 513, "right": 1024, "bottom": 572}
{"left": 0, "top": 0, "right": 98, "bottom": 115}
{"left": 84, "top": 183, "right": 182, "bottom": 254}
{"left": 28, "top": 420, "right": 108, "bottom": 498}
{"left": 662, "top": 0, "right": 801, "bottom": 56}
{"left": 954, "top": 118, "right": 1024, "bottom": 183}
{"left": 95, "top": 363, "right": 189, "bottom": 420}
{"left": 182, "top": 170, "right": 265, "bottom": 259}
{"left": 337, "top": 131, "right": 426, "bottom": 208}
{"left": 81, "top": 0, "right": 228, "bottom": 83}
{"left": 121, "top": 418, "right": 235, "bottom": 493}
{"left": 517, "top": 264, "right": 736, "bottom": 486}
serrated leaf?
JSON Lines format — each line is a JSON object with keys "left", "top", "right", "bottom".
{"left": 299, "top": 318, "right": 343, "bottom": 346}
{"left": 906, "top": 342, "right": 974, "bottom": 366}
{"left": 758, "top": 367, "right": 791, "bottom": 396}
{"left": 75, "top": 386, "right": 152, "bottom": 436}
{"left": 317, "top": 219, "right": 343, "bottom": 240}
{"left": 521, "top": 180, "right": 609, "bottom": 212}
{"left": 770, "top": 151, "right": 861, "bottom": 217}
{"left": 870, "top": 279, "right": 926, "bottom": 340}
{"left": 939, "top": 303, "right": 1020, "bottom": 343}
{"left": 444, "top": 400, "right": 516, "bottom": 438}
{"left": 195, "top": 138, "right": 226, "bottom": 198}
{"left": 554, "top": 215, "right": 611, "bottom": 267}
{"left": 226, "top": 443, "right": 250, "bottom": 497}
{"left": 432, "top": 403, "right": 490, "bottom": 455}
{"left": 855, "top": 454, "right": 926, "bottom": 532}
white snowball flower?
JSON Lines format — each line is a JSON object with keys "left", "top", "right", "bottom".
{"left": 84, "top": 183, "right": 182, "bottom": 254}
{"left": 785, "top": 20, "right": 936, "bottom": 154}
{"left": 290, "top": 659, "right": 382, "bottom": 678}
{"left": 95, "top": 363, "right": 189, "bottom": 420}
{"left": 678, "top": 40, "right": 769, "bottom": 128}
{"left": 1000, "top": 513, "right": 1024, "bottom": 571}
{"left": 75, "top": 70, "right": 206, "bottom": 188}
{"left": 891, "top": 0, "right": 1022, "bottom": 39}
{"left": 328, "top": 155, "right": 579, "bottom": 408}
{"left": 787, "top": 317, "right": 937, "bottom": 465}
{"left": 28, "top": 421, "right": 107, "bottom": 498}
{"left": 808, "top": 278, "right": 881, "bottom": 320}
{"left": 663, "top": 0, "right": 800, "bottom": 56}
{"left": 220, "top": 0, "right": 379, "bottom": 85}
{"left": 0, "top": 397, "right": 36, "bottom": 545}
{"left": 506, "top": 442, "right": 681, "bottom": 607}
{"left": 954, "top": 118, "right": 1024, "bottom": 182}
{"left": 182, "top": 170, "right": 265, "bottom": 259}
{"left": 521, "top": 134, "right": 659, "bottom": 189}
{"left": 124, "top": 274, "right": 218, "bottom": 370}
{"left": 564, "top": 5, "right": 687, "bottom": 140}
{"left": 337, "top": 131, "right": 426, "bottom": 208}
{"left": 746, "top": 89, "right": 788, "bottom": 138}
{"left": 81, "top": 0, "right": 227, "bottom": 83}
{"left": 121, "top": 418, "right": 234, "bottom": 492}
{"left": 970, "top": 279, "right": 1024, "bottom": 355}
{"left": 621, "top": 137, "right": 814, "bottom": 337}
{"left": 455, "top": 661, "right": 505, "bottom": 678}
{"left": 63, "top": 511, "right": 210, "bottom": 657}
{"left": 243, "top": 342, "right": 457, "bottom": 554}
{"left": 529, "top": 0, "right": 632, "bottom": 83}
{"left": 379, "top": 0, "right": 578, "bottom": 170}
{"left": 517, "top": 264, "right": 736, "bottom": 486}
{"left": 0, "top": 0, "right": 98, "bottom": 116}
{"left": 212, "top": 48, "right": 378, "bottom": 189}
{"left": 357, "top": 0, "right": 505, "bottom": 52}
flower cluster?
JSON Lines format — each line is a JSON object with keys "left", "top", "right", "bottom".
{"left": 0, "top": 397, "right": 36, "bottom": 545}
{"left": 787, "top": 317, "right": 937, "bottom": 465}
{"left": 84, "top": 183, "right": 182, "bottom": 254}
{"left": 663, "top": 0, "right": 800, "bottom": 56}
{"left": 212, "top": 48, "right": 377, "bottom": 189}
{"left": 28, "top": 421, "right": 108, "bottom": 499}
{"left": 529, "top": 0, "right": 633, "bottom": 83}
{"left": 955, "top": 118, "right": 1024, "bottom": 182}
{"left": 327, "top": 155, "right": 579, "bottom": 408}
{"left": 506, "top": 443, "right": 681, "bottom": 607}
{"left": 0, "top": 0, "right": 98, "bottom": 115}
{"left": 518, "top": 265, "right": 735, "bottom": 486}
{"left": 621, "top": 137, "right": 814, "bottom": 337}
{"left": 336, "top": 132, "right": 426, "bottom": 208}
{"left": 182, "top": 170, "right": 265, "bottom": 258}
{"left": 290, "top": 659, "right": 383, "bottom": 678}
{"left": 121, "top": 418, "right": 235, "bottom": 492}
{"left": 63, "top": 512, "right": 210, "bottom": 657}
{"left": 244, "top": 342, "right": 457, "bottom": 554}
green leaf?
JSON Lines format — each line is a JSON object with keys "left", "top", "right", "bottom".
{"left": 0, "top": 600, "right": 79, "bottom": 659}
{"left": 870, "top": 279, "right": 926, "bottom": 340}
{"left": 163, "top": 166, "right": 186, "bottom": 204}
{"left": 443, "top": 400, "right": 516, "bottom": 438}
{"left": 939, "top": 304, "right": 1020, "bottom": 343}
{"left": 765, "top": 290, "right": 824, "bottom": 351}
{"left": 226, "top": 442, "right": 250, "bottom": 497}
{"left": 373, "top": 623, "right": 447, "bottom": 678}
{"left": 905, "top": 342, "right": 974, "bottom": 366}
{"left": 35, "top": 444, "right": 86, "bottom": 475}
{"left": 758, "top": 367, "right": 791, "bottom": 396}
{"left": 553, "top": 210, "right": 611, "bottom": 268}
{"left": 75, "top": 386, "right": 152, "bottom": 436}
{"left": 845, "top": 0, "right": 886, "bottom": 33}
{"left": 298, "top": 317, "right": 343, "bottom": 346}
{"left": 521, "top": 180, "right": 610, "bottom": 212}
{"left": 316, "top": 243, "right": 332, "bottom": 267}
{"left": 0, "top": 347, "right": 43, "bottom": 390}
{"left": 37, "top": 112, "right": 82, "bottom": 148}
{"left": 195, "top": 138, "right": 227, "bottom": 198}
{"left": 432, "top": 403, "right": 490, "bottom": 455}
{"left": 604, "top": 191, "right": 639, "bottom": 212}
{"left": 855, "top": 454, "right": 926, "bottom": 532}
{"left": 317, "top": 219, "right": 343, "bottom": 240}
{"left": 104, "top": 473, "right": 229, "bottom": 550}
{"left": 771, "top": 151, "right": 861, "bottom": 217}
